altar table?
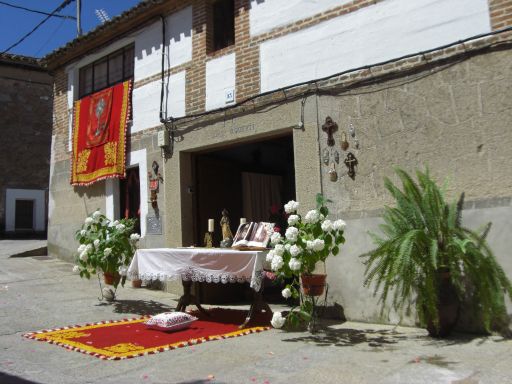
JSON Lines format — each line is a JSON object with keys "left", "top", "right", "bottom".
{"left": 127, "top": 248, "right": 271, "bottom": 326}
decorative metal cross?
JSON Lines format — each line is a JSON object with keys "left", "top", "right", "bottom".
{"left": 322, "top": 116, "right": 338, "bottom": 147}
{"left": 344, "top": 152, "right": 358, "bottom": 180}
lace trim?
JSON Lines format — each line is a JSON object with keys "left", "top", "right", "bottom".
{"left": 128, "top": 268, "right": 265, "bottom": 291}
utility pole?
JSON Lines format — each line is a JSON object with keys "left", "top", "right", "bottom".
{"left": 77, "top": 0, "right": 82, "bottom": 36}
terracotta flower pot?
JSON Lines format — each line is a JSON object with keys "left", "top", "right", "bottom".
{"left": 104, "top": 272, "right": 120, "bottom": 286}
{"left": 131, "top": 279, "right": 142, "bottom": 288}
{"left": 301, "top": 273, "right": 327, "bottom": 297}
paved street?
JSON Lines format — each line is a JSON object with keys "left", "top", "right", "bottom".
{"left": 0, "top": 240, "right": 511, "bottom": 384}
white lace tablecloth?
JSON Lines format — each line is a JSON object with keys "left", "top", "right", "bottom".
{"left": 127, "top": 248, "right": 267, "bottom": 291}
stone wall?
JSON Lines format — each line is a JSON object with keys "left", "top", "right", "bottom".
{"left": 318, "top": 48, "right": 512, "bottom": 326}
{"left": 0, "top": 63, "right": 52, "bottom": 235}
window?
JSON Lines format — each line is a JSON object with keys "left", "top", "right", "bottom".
{"left": 78, "top": 45, "right": 134, "bottom": 98}
{"left": 212, "top": 0, "right": 235, "bottom": 52}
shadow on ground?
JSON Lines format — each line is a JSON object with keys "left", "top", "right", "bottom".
{"left": 110, "top": 299, "right": 174, "bottom": 315}
{"left": 0, "top": 372, "right": 42, "bottom": 384}
{"left": 282, "top": 326, "right": 416, "bottom": 349}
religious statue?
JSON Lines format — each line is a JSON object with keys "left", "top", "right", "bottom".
{"left": 344, "top": 152, "right": 358, "bottom": 180}
{"left": 219, "top": 209, "right": 234, "bottom": 248}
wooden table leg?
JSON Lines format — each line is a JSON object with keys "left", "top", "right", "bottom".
{"left": 240, "top": 285, "right": 272, "bottom": 328}
{"left": 176, "top": 280, "right": 209, "bottom": 317}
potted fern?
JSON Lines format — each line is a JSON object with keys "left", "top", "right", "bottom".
{"left": 362, "top": 168, "right": 512, "bottom": 337}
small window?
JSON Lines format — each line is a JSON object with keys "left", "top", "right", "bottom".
{"left": 78, "top": 45, "right": 134, "bottom": 98}
{"left": 212, "top": 0, "right": 235, "bottom": 51}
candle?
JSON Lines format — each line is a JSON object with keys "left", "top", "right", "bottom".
{"left": 240, "top": 217, "right": 247, "bottom": 225}
{"left": 208, "top": 219, "right": 214, "bottom": 232}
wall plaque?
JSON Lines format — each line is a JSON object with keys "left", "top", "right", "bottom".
{"left": 146, "top": 216, "right": 162, "bottom": 235}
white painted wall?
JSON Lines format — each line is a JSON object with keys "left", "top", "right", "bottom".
{"left": 105, "top": 149, "right": 148, "bottom": 237}
{"left": 250, "top": 0, "right": 351, "bottom": 36}
{"left": 260, "top": 0, "right": 491, "bottom": 92}
{"left": 5, "top": 189, "right": 46, "bottom": 232}
{"left": 205, "top": 53, "right": 236, "bottom": 111}
{"left": 134, "top": 6, "right": 192, "bottom": 82}
{"left": 131, "top": 70, "right": 186, "bottom": 133}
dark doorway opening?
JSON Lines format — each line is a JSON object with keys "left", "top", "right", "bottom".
{"left": 120, "top": 167, "right": 141, "bottom": 234}
{"left": 193, "top": 134, "right": 295, "bottom": 247}
{"left": 15, "top": 199, "right": 34, "bottom": 230}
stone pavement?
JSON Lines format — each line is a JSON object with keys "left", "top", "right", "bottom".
{"left": 0, "top": 240, "right": 511, "bottom": 384}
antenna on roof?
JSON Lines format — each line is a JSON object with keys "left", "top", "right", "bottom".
{"left": 76, "top": 0, "right": 82, "bottom": 36}
{"left": 95, "top": 8, "right": 110, "bottom": 24}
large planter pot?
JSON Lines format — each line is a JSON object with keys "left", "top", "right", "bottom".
{"left": 301, "top": 274, "right": 327, "bottom": 297}
{"left": 104, "top": 272, "right": 120, "bottom": 286}
{"left": 426, "top": 269, "right": 460, "bottom": 338}
{"left": 131, "top": 279, "right": 142, "bottom": 288}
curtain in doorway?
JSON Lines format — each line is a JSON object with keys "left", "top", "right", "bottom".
{"left": 242, "top": 172, "right": 282, "bottom": 222}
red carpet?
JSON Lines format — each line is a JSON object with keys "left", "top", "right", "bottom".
{"left": 22, "top": 308, "right": 271, "bottom": 360}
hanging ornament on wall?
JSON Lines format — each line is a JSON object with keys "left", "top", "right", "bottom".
{"left": 344, "top": 152, "right": 358, "bottom": 180}
{"left": 341, "top": 132, "right": 349, "bottom": 151}
{"left": 348, "top": 122, "right": 356, "bottom": 138}
{"left": 322, "top": 148, "right": 330, "bottom": 165}
{"left": 334, "top": 149, "right": 340, "bottom": 164}
{"left": 322, "top": 116, "right": 338, "bottom": 147}
{"left": 354, "top": 138, "right": 360, "bottom": 149}
{"left": 328, "top": 162, "right": 338, "bottom": 182}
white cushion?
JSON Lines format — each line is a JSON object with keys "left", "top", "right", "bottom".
{"left": 144, "top": 312, "right": 198, "bottom": 332}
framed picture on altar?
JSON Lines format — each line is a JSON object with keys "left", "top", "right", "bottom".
{"left": 232, "top": 222, "right": 274, "bottom": 249}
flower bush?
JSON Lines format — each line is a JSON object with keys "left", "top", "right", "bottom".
{"left": 268, "top": 194, "right": 346, "bottom": 329}
{"left": 73, "top": 210, "right": 140, "bottom": 288}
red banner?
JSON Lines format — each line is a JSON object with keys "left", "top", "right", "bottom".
{"left": 71, "top": 80, "right": 131, "bottom": 186}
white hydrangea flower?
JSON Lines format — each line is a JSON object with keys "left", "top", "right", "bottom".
{"left": 118, "top": 266, "right": 128, "bottom": 276}
{"left": 92, "top": 210, "right": 101, "bottom": 220}
{"left": 266, "top": 250, "right": 275, "bottom": 263}
{"left": 284, "top": 243, "right": 291, "bottom": 251}
{"left": 270, "top": 231, "right": 282, "bottom": 246}
{"left": 289, "top": 258, "right": 302, "bottom": 271}
{"left": 112, "top": 220, "right": 120, "bottom": 227}
{"left": 77, "top": 244, "right": 86, "bottom": 253}
{"left": 116, "top": 223, "right": 125, "bottom": 232}
{"left": 72, "top": 265, "right": 80, "bottom": 274}
{"left": 290, "top": 244, "right": 302, "bottom": 257}
{"left": 287, "top": 214, "right": 300, "bottom": 226}
{"left": 284, "top": 200, "right": 299, "bottom": 214}
{"left": 79, "top": 251, "right": 88, "bottom": 261}
{"left": 304, "top": 210, "right": 320, "bottom": 224}
{"left": 274, "top": 244, "right": 285, "bottom": 257}
{"left": 84, "top": 217, "right": 94, "bottom": 225}
{"left": 85, "top": 244, "right": 93, "bottom": 252}
{"left": 271, "top": 312, "right": 286, "bottom": 328}
{"left": 320, "top": 214, "right": 325, "bottom": 221}
{"left": 333, "top": 219, "right": 346, "bottom": 231}
{"left": 285, "top": 226, "right": 298, "bottom": 243}
{"left": 80, "top": 229, "right": 87, "bottom": 236}
{"left": 130, "top": 233, "right": 140, "bottom": 241}
{"left": 313, "top": 239, "right": 325, "bottom": 251}
{"left": 321, "top": 219, "right": 333, "bottom": 232}
{"left": 281, "top": 288, "right": 292, "bottom": 299}
{"left": 93, "top": 239, "right": 100, "bottom": 249}
{"left": 271, "top": 255, "right": 284, "bottom": 271}
{"left": 104, "top": 248, "right": 112, "bottom": 257}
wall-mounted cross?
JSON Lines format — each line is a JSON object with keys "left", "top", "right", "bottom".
{"left": 322, "top": 116, "right": 338, "bottom": 147}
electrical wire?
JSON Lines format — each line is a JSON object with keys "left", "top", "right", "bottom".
{"left": 0, "top": 0, "right": 76, "bottom": 19}
{"left": 0, "top": 0, "right": 75, "bottom": 55}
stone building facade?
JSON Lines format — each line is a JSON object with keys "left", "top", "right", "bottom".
{"left": 0, "top": 54, "right": 53, "bottom": 237}
{"left": 45, "top": 0, "right": 512, "bottom": 326}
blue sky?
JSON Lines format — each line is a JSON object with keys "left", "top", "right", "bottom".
{"left": 0, "top": 0, "right": 142, "bottom": 58}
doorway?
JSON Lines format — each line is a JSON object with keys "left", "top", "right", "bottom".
{"left": 119, "top": 166, "right": 141, "bottom": 234}
{"left": 193, "top": 134, "right": 295, "bottom": 246}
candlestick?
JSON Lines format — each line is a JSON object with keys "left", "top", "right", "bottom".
{"left": 240, "top": 217, "right": 247, "bottom": 225}
{"left": 208, "top": 219, "right": 214, "bottom": 232}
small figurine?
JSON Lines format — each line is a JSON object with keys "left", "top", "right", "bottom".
{"left": 220, "top": 209, "right": 234, "bottom": 248}
{"left": 344, "top": 152, "right": 358, "bottom": 180}
{"left": 322, "top": 148, "right": 330, "bottom": 165}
